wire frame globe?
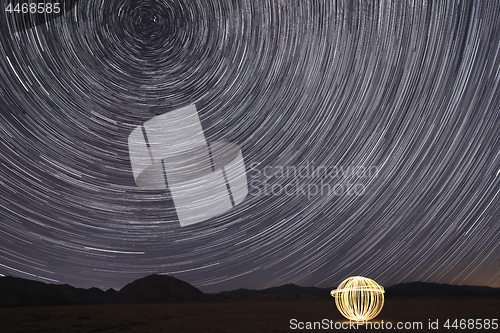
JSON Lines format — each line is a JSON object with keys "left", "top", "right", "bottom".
{"left": 331, "top": 276, "right": 385, "bottom": 322}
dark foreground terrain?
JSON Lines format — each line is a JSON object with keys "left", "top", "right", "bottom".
{"left": 1, "top": 297, "right": 499, "bottom": 332}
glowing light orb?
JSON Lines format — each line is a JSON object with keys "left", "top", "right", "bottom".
{"left": 331, "top": 276, "right": 385, "bottom": 322}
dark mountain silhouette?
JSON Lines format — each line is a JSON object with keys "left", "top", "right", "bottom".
{"left": 218, "top": 282, "right": 500, "bottom": 300}
{"left": 1, "top": 275, "right": 499, "bottom": 307}
{"left": 116, "top": 274, "right": 211, "bottom": 303}
{"left": 217, "top": 284, "right": 332, "bottom": 299}
{"left": 384, "top": 281, "right": 500, "bottom": 299}
{"left": 0, "top": 276, "right": 115, "bottom": 306}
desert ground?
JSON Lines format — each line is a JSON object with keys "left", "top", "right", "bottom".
{"left": 1, "top": 297, "right": 499, "bottom": 332}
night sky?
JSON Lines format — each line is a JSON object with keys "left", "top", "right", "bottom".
{"left": 1, "top": 0, "right": 500, "bottom": 293}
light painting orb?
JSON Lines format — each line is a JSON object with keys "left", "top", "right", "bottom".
{"left": 331, "top": 276, "right": 385, "bottom": 322}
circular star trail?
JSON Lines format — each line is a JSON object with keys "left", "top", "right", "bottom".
{"left": 1, "top": 0, "right": 500, "bottom": 292}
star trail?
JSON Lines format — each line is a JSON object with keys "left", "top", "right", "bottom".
{"left": 1, "top": 0, "right": 500, "bottom": 293}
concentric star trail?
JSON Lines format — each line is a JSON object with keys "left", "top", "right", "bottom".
{"left": 1, "top": 0, "right": 500, "bottom": 292}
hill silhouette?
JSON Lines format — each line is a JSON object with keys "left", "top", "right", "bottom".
{"left": 1, "top": 275, "right": 499, "bottom": 307}
{"left": 0, "top": 275, "right": 115, "bottom": 306}
{"left": 217, "top": 283, "right": 332, "bottom": 299}
{"left": 384, "top": 281, "right": 500, "bottom": 299}
{"left": 116, "top": 274, "right": 211, "bottom": 303}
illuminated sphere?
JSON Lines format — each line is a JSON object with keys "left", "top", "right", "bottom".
{"left": 331, "top": 276, "right": 385, "bottom": 322}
